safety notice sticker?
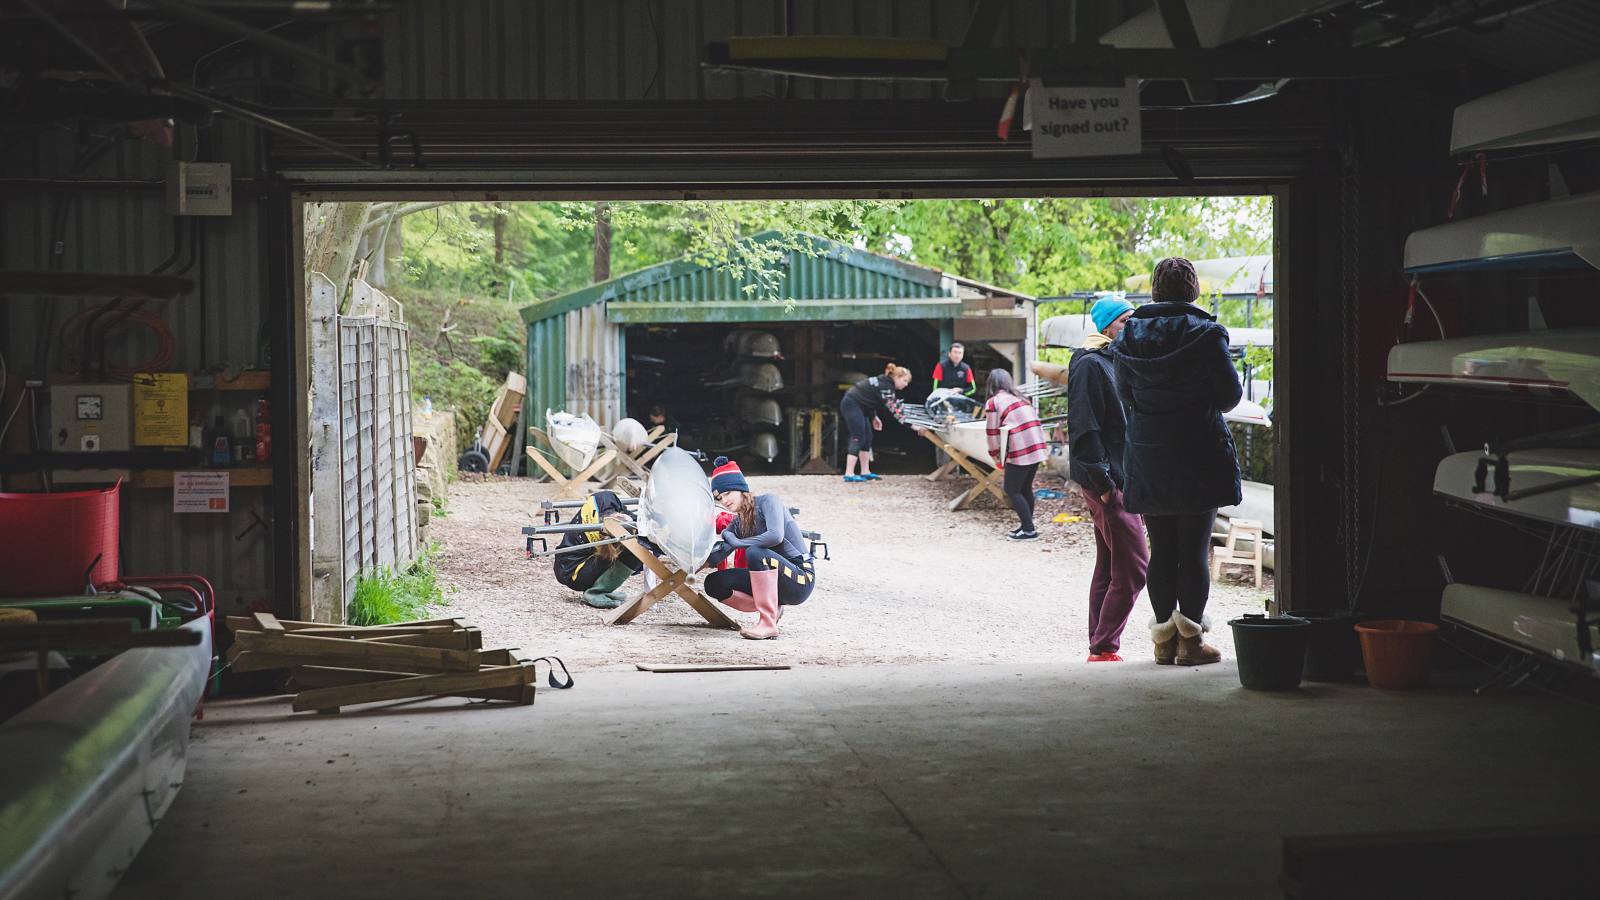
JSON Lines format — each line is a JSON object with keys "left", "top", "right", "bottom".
{"left": 174, "top": 471, "right": 229, "bottom": 513}
{"left": 1028, "top": 78, "right": 1142, "bottom": 159}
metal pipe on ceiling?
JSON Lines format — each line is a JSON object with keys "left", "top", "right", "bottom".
{"left": 139, "top": 0, "right": 377, "bottom": 93}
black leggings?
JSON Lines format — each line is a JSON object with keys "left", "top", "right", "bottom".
{"left": 1003, "top": 462, "right": 1039, "bottom": 532}
{"left": 1143, "top": 511, "right": 1217, "bottom": 622}
{"left": 840, "top": 396, "right": 873, "bottom": 454}
{"left": 704, "top": 546, "right": 817, "bottom": 607}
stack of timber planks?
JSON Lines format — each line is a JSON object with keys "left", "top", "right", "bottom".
{"left": 225, "top": 612, "right": 536, "bottom": 714}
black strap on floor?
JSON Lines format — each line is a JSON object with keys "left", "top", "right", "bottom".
{"left": 531, "top": 655, "right": 574, "bottom": 689}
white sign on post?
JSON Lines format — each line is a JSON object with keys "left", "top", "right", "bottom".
{"left": 1027, "top": 78, "right": 1142, "bottom": 159}
{"left": 173, "top": 471, "right": 230, "bottom": 513}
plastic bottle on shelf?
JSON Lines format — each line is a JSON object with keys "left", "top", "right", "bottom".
{"left": 210, "top": 415, "right": 231, "bottom": 467}
{"left": 255, "top": 399, "right": 272, "bottom": 463}
{"left": 231, "top": 408, "right": 252, "bottom": 465}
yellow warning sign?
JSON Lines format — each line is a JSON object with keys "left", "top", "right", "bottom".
{"left": 133, "top": 372, "right": 188, "bottom": 446}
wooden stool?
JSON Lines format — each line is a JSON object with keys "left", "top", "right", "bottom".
{"left": 1212, "top": 518, "right": 1265, "bottom": 589}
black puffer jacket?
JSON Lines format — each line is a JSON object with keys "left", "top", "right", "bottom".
{"left": 1065, "top": 344, "right": 1126, "bottom": 496}
{"left": 1107, "top": 302, "right": 1243, "bottom": 515}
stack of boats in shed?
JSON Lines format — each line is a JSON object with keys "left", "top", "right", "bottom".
{"left": 1387, "top": 59, "right": 1600, "bottom": 672}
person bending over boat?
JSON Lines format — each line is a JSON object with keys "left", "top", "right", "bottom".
{"left": 552, "top": 490, "right": 642, "bottom": 609}
{"left": 702, "top": 457, "right": 815, "bottom": 640}
{"left": 840, "top": 363, "right": 923, "bottom": 483}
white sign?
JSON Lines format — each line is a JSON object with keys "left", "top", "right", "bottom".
{"left": 174, "top": 471, "right": 230, "bottom": 513}
{"left": 1028, "top": 78, "right": 1142, "bottom": 158}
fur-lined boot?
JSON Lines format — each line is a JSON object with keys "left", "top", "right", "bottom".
{"left": 1172, "top": 611, "right": 1221, "bottom": 666}
{"left": 1150, "top": 616, "right": 1177, "bottom": 665}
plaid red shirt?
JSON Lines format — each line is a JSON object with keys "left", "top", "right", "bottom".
{"left": 985, "top": 393, "right": 1050, "bottom": 467}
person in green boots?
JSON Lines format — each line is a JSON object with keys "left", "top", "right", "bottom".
{"left": 552, "top": 490, "right": 642, "bottom": 609}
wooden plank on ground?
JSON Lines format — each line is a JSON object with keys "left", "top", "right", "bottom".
{"left": 226, "top": 616, "right": 464, "bottom": 633}
{"left": 288, "top": 663, "right": 534, "bottom": 703}
{"left": 356, "top": 629, "right": 477, "bottom": 650}
{"left": 291, "top": 664, "right": 532, "bottom": 712}
{"left": 230, "top": 651, "right": 321, "bottom": 673}
{"left": 253, "top": 612, "right": 285, "bottom": 631}
{"left": 234, "top": 630, "right": 479, "bottom": 672}
{"left": 635, "top": 663, "right": 791, "bottom": 673}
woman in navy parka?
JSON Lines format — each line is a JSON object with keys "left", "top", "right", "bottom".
{"left": 1107, "top": 258, "right": 1243, "bottom": 667}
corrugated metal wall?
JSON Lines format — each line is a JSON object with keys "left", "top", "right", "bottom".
{"left": 1, "top": 122, "right": 275, "bottom": 613}
{"left": 522, "top": 234, "right": 958, "bottom": 451}
{"left": 610, "top": 248, "right": 947, "bottom": 306}
{"left": 3, "top": 0, "right": 1144, "bottom": 610}
{"left": 303, "top": 1, "right": 1146, "bottom": 102}
{"left": 561, "top": 304, "right": 625, "bottom": 427}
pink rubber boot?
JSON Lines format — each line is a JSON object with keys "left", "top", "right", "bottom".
{"left": 719, "top": 591, "right": 758, "bottom": 613}
{"left": 739, "top": 568, "right": 781, "bottom": 640}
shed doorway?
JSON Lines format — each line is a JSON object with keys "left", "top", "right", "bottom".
{"left": 294, "top": 197, "right": 1277, "bottom": 669}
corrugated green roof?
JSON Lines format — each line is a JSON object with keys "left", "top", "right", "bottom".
{"left": 519, "top": 230, "right": 951, "bottom": 325}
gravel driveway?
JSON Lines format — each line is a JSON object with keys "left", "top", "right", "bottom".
{"left": 429, "top": 472, "right": 1273, "bottom": 672}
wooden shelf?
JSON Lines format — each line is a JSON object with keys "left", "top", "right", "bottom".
{"left": 190, "top": 371, "right": 271, "bottom": 392}
{"left": 129, "top": 466, "right": 273, "bottom": 489}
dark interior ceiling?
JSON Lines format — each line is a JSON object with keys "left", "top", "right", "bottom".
{"left": 2, "top": 0, "right": 1596, "bottom": 174}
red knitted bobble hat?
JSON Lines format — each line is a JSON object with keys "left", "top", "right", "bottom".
{"left": 709, "top": 456, "right": 750, "bottom": 494}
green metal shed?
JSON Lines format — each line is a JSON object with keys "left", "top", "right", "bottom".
{"left": 518, "top": 230, "right": 1034, "bottom": 472}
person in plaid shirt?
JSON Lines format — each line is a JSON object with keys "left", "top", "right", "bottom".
{"left": 984, "top": 368, "right": 1050, "bottom": 540}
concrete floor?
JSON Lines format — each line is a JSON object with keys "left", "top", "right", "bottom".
{"left": 117, "top": 662, "right": 1600, "bottom": 899}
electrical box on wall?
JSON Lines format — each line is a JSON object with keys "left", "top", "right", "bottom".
{"left": 166, "top": 161, "right": 232, "bottom": 216}
{"left": 50, "top": 383, "right": 133, "bottom": 483}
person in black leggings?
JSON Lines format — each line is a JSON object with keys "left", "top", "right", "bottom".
{"left": 1107, "top": 258, "right": 1243, "bottom": 666}
{"left": 1141, "top": 511, "right": 1216, "bottom": 625}
{"left": 701, "top": 457, "right": 816, "bottom": 640}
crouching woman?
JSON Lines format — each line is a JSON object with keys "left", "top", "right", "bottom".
{"left": 553, "top": 489, "right": 642, "bottom": 609}
{"left": 703, "top": 457, "right": 816, "bottom": 640}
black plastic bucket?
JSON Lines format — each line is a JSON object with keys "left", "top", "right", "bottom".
{"left": 1293, "top": 608, "right": 1362, "bottom": 682}
{"left": 1229, "top": 615, "right": 1313, "bottom": 691}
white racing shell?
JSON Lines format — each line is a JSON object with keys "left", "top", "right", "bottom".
{"left": 638, "top": 447, "right": 718, "bottom": 573}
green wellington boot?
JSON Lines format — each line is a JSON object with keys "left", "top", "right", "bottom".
{"left": 581, "top": 560, "right": 634, "bottom": 609}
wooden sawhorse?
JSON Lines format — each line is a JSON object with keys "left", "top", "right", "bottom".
{"left": 600, "top": 520, "right": 739, "bottom": 629}
{"left": 602, "top": 427, "right": 678, "bottom": 482}
{"left": 526, "top": 425, "right": 621, "bottom": 501}
{"left": 918, "top": 427, "right": 1010, "bottom": 511}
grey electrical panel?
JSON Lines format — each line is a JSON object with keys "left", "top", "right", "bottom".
{"left": 50, "top": 383, "right": 133, "bottom": 483}
{"left": 166, "top": 161, "right": 233, "bottom": 216}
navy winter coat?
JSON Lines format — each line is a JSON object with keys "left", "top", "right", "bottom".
{"left": 1106, "top": 302, "right": 1243, "bottom": 516}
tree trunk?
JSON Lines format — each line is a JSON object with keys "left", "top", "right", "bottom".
{"left": 370, "top": 212, "right": 405, "bottom": 288}
{"left": 593, "top": 201, "right": 612, "bottom": 283}
{"left": 303, "top": 201, "right": 373, "bottom": 305}
{"left": 493, "top": 209, "right": 506, "bottom": 264}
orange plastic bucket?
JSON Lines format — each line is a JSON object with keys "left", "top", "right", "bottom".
{"left": 1355, "top": 619, "right": 1438, "bottom": 689}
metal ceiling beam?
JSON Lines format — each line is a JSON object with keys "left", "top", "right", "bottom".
{"left": 945, "top": 0, "right": 1008, "bottom": 101}
{"left": 0, "top": 271, "right": 196, "bottom": 300}
{"left": 157, "top": 81, "right": 379, "bottom": 167}
{"left": 1154, "top": 0, "right": 1217, "bottom": 103}
{"left": 705, "top": 42, "right": 1456, "bottom": 83}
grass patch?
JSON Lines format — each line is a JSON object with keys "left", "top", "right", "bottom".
{"left": 431, "top": 494, "right": 450, "bottom": 517}
{"left": 347, "top": 543, "right": 448, "bottom": 625}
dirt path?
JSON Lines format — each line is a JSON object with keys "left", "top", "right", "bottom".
{"left": 429, "top": 472, "right": 1273, "bottom": 672}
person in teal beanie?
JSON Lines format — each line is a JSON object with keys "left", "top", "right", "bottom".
{"left": 1068, "top": 295, "right": 1147, "bottom": 662}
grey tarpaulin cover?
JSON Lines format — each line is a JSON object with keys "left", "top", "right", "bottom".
{"left": 637, "top": 447, "right": 717, "bottom": 573}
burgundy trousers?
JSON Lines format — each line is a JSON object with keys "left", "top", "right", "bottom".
{"left": 1079, "top": 487, "right": 1150, "bottom": 654}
